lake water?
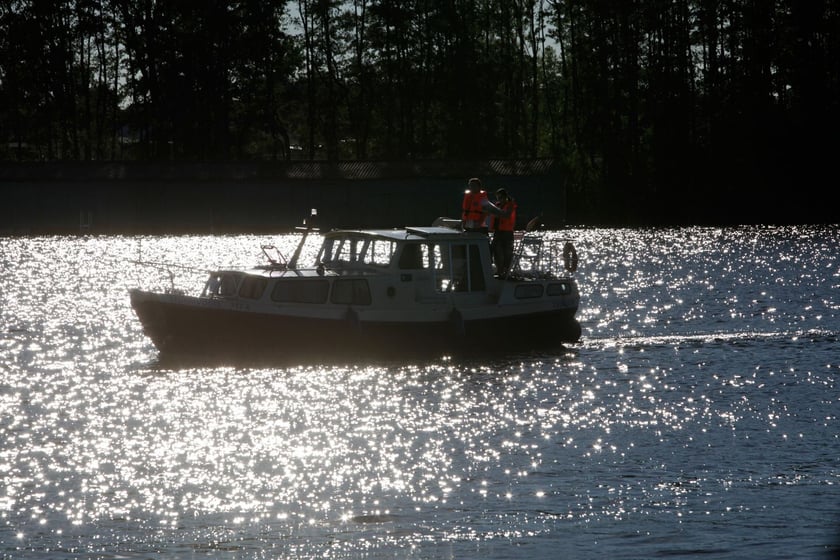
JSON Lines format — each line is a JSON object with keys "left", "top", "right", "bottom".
{"left": 1, "top": 225, "right": 838, "bottom": 559}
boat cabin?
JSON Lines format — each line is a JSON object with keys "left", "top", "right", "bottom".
{"left": 317, "top": 226, "right": 490, "bottom": 293}
{"left": 197, "top": 225, "right": 575, "bottom": 315}
{"left": 131, "top": 222, "right": 582, "bottom": 357}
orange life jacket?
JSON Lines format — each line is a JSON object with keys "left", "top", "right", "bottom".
{"left": 491, "top": 199, "right": 517, "bottom": 232}
{"left": 462, "top": 190, "right": 488, "bottom": 224}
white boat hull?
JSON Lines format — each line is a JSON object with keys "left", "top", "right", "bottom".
{"left": 130, "top": 288, "right": 580, "bottom": 362}
{"left": 130, "top": 222, "right": 582, "bottom": 363}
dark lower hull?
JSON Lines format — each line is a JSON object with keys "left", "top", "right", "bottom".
{"left": 130, "top": 290, "right": 581, "bottom": 364}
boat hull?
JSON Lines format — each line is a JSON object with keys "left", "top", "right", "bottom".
{"left": 130, "top": 289, "right": 581, "bottom": 363}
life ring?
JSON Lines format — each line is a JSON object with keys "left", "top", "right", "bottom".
{"left": 563, "top": 242, "right": 578, "bottom": 272}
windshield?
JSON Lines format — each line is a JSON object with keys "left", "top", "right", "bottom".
{"left": 320, "top": 235, "right": 396, "bottom": 267}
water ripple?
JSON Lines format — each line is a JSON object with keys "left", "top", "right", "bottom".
{"left": 1, "top": 226, "right": 838, "bottom": 559}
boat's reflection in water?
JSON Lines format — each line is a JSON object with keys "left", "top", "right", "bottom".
{"left": 145, "top": 339, "right": 581, "bottom": 371}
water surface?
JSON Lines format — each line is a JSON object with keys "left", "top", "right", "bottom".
{"left": 1, "top": 225, "right": 838, "bottom": 559}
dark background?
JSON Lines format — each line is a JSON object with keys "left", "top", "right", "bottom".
{"left": 1, "top": 1, "right": 838, "bottom": 231}
{"left": 1, "top": 160, "right": 573, "bottom": 234}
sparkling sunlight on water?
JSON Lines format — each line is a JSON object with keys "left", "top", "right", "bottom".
{"left": 1, "top": 226, "right": 838, "bottom": 558}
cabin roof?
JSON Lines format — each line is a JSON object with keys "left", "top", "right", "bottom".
{"left": 324, "top": 225, "right": 482, "bottom": 242}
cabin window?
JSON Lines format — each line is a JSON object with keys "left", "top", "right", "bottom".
{"left": 206, "top": 273, "right": 241, "bottom": 297}
{"left": 432, "top": 244, "right": 452, "bottom": 291}
{"left": 271, "top": 279, "right": 329, "bottom": 303}
{"left": 433, "top": 243, "right": 485, "bottom": 292}
{"left": 331, "top": 278, "right": 372, "bottom": 305}
{"left": 323, "top": 237, "right": 395, "bottom": 267}
{"left": 398, "top": 243, "right": 428, "bottom": 269}
{"left": 451, "top": 244, "right": 468, "bottom": 292}
{"left": 468, "top": 244, "right": 485, "bottom": 291}
{"left": 239, "top": 276, "right": 267, "bottom": 299}
{"left": 547, "top": 282, "right": 571, "bottom": 296}
{"left": 367, "top": 239, "right": 396, "bottom": 266}
{"left": 220, "top": 275, "right": 238, "bottom": 296}
{"left": 515, "top": 284, "right": 544, "bottom": 299}
{"left": 335, "top": 238, "right": 361, "bottom": 264}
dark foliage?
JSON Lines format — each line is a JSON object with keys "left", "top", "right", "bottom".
{"left": 1, "top": 1, "right": 837, "bottom": 224}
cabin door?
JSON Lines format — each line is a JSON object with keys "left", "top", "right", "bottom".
{"left": 434, "top": 242, "right": 486, "bottom": 293}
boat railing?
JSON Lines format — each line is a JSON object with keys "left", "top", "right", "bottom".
{"left": 131, "top": 259, "right": 213, "bottom": 295}
{"left": 201, "top": 271, "right": 244, "bottom": 298}
{"left": 260, "top": 245, "right": 289, "bottom": 269}
{"left": 510, "top": 233, "right": 575, "bottom": 279}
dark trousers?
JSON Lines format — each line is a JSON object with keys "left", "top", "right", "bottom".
{"left": 491, "top": 230, "right": 514, "bottom": 276}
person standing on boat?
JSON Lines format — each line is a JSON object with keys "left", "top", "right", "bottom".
{"left": 490, "top": 188, "right": 517, "bottom": 277}
{"left": 462, "top": 178, "right": 506, "bottom": 233}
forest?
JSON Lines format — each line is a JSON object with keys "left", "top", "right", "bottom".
{"left": 1, "top": 1, "right": 838, "bottom": 224}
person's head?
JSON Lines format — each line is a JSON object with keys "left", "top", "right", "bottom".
{"left": 468, "top": 178, "right": 482, "bottom": 192}
{"left": 495, "top": 188, "right": 508, "bottom": 203}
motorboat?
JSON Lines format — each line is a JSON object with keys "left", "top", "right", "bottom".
{"left": 129, "top": 216, "right": 582, "bottom": 362}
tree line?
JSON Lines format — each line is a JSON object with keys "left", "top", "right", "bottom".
{"left": 1, "top": 1, "right": 837, "bottom": 223}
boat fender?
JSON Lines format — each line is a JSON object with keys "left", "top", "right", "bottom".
{"left": 450, "top": 308, "right": 465, "bottom": 337}
{"left": 345, "top": 307, "right": 360, "bottom": 329}
{"left": 563, "top": 242, "right": 578, "bottom": 272}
